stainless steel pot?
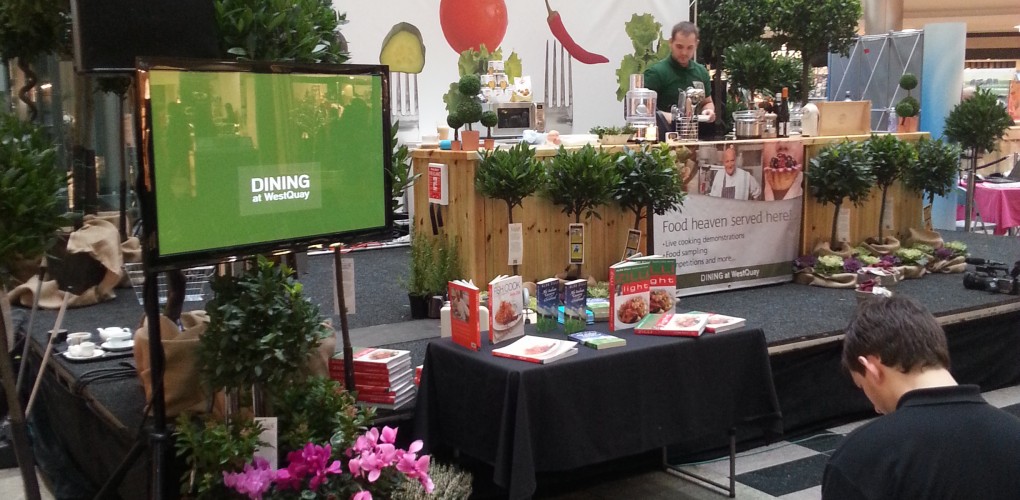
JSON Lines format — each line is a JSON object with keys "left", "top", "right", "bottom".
{"left": 733, "top": 111, "right": 762, "bottom": 139}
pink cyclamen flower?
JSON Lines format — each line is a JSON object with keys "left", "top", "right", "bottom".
{"left": 352, "top": 491, "right": 373, "bottom": 500}
{"left": 380, "top": 426, "right": 398, "bottom": 444}
{"left": 222, "top": 457, "right": 274, "bottom": 500}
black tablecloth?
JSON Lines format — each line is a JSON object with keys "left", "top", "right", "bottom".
{"left": 413, "top": 327, "right": 783, "bottom": 499}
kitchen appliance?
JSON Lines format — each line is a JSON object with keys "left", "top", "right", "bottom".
{"left": 733, "top": 110, "right": 763, "bottom": 139}
{"left": 488, "top": 102, "right": 545, "bottom": 137}
{"left": 624, "top": 74, "right": 657, "bottom": 127}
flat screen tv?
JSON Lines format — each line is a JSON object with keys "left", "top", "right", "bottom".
{"left": 135, "top": 58, "right": 392, "bottom": 270}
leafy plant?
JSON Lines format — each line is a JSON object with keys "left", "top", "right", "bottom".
{"left": 895, "top": 73, "right": 920, "bottom": 119}
{"left": 476, "top": 142, "right": 546, "bottom": 225}
{"left": 0, "top": 0, "right": 71, "bottom": 118}
{"left": 174, "top": 413, "right": 264, "bottom": 498}
{"left": 544, "top": 145, "right": 620, "bottom": 223}
{"left": 805, "top": 140, "right": 875, "bottom": 248}
{"left": 388, "top": 120, "right": 420, "bottom": 212}
{"left": 405, "top": 234, "right": 461, "bottom": 297}
{"left": 271, "top": 376, "right": 374, "bottom": 455}
{"left": 944, "top": 88, "right": 1013, "bottom": 158}
{"left": 614, "top": 143, "right": 686, "bottom": 230}
{"left": 865, "top": 134, "right": 916, "bottom": 239}
{"left": 587, "top": 281, "right": 610, "bottom": 299}
{"left": 696, "top": 0, "right": 769, "bottom": 79}
{"left": 615, "top": 13, "right": 671, "bottom": 101}
{"left": 200, "top": 256, "right": 328, "bottom": 391}
{"left": 895, "top": 247, "right": 928, "bottom": 267}
{"left": 213, "top": 0, "right": 349, "bottom": 63}
{"left": 902, "top": 137, "right": 960, "bottom": 205}
{"left": 724, "top": 41, "right": 776, "bottom": 100}
{"left": 589, "top": 125, "right": 637, "bottom": 138}
{"left": 773, "top": 55, "right": 809, "bottom": 103}
{"left": 0, "top": 112, "right": 67, "bottom": 287}
{"left": 427, "top": 236, "right": 461, "bottom": 297}
{"left": 446, "top": 113, "right": 464, "bottom": 142}
{"left": 771, "top": 0, "right": 862, "bottom": 104}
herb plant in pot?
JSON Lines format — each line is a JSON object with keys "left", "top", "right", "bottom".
{"left": 405, "top": 233, "right": 460, "bottom": 319}
{"left": 944, "top": 88, "right": 1013, "bottom": 232}
{"left": 895, "top": 73, "right": 920, "bottom": 133}
{"left": 613, "top": 143, "right": 686, "bottom": 253}
{"left": 862, "top": 134, "right": 915, "bottom": 251}
{"left": 544, "top": 144, "right": 620, "bottom": 279}
{"left": 805, "top": 140, "right": 875, "bottom": 255}
{"left": 476, "top": 142, "right": 546, "bottom": 275}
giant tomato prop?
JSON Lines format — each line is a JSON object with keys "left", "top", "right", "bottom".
{"left": 439, "top": 0, "right": 508, "bottom": 54}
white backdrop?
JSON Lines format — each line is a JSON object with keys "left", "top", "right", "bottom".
{"left": 337, "top": 0, "right": 687, "bottom": 138}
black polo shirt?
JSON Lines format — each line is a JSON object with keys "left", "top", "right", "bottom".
{"left": 823, "top": 385, "right": 1020, "bottom": 499}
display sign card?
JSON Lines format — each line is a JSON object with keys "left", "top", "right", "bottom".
{"left": 568, "top": 223, "right": 584, "bottom": 264}
{"left": 923, "top": 204, "right": 933, "bottom": 231}
{"left": 427, "top": 163, "right": 448, "bottom": 205}
{"left": 508, "top": 223, "right": 523, "bottom": 266}
{"left": 623, "top": 229, "right": 641, "bottom": 260}
{"left": 837, "top": 206, "right": 851, "bottom": 243}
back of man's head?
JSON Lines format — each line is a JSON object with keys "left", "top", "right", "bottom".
{"left": 842, "top": 296, "right": 950, "bottom": 375}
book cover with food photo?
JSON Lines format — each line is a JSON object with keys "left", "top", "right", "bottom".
{"left": 688, "top": 311, "right": 747, "bottom": 333}
{"left": 609, "top": 260, "right": 651, "bottom": 331}
{"left": 492, "top": 335, "right": 578, "bottom": 364}
{"left": 449, "top": 280, "right": 481, "bottom": 350}
{"left": 634, "top": 312, "right": 710, "bottom": 337}
{"left": 489, "top": 275, "right": 525, "bottom": 344}
{"left": 628, "top": 255, "right": 677, "bottom": 314}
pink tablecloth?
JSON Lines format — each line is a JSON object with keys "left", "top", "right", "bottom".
{"left": 960, "top": 181, "right": 1020, "bottom": 235}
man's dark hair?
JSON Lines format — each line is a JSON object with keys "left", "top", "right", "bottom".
{"left": 671, "top": 21, "right": 699, "bottom": 40}
{"left": 842, "top": 296, "right": 950, "bottom": 375}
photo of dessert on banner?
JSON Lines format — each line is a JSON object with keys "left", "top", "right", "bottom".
{"left": 762, "top": 140, "right": 805, "bottom": 201}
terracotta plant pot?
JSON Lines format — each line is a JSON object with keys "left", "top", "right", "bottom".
{"left": 450, "top": 140, "right": 461, "bottom": 151}
{"left": 897, "top": 116, "right": 919, "bottom": 133}
{"left": 461, "top": 130, "right": 480, "bottom": 151}
{"left": 483, "top": 137, "right": 495, "bottom": 150}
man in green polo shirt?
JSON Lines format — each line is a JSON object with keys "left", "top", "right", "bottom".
{"left": 644, "top": 21, "right": 715, "bottom": 129}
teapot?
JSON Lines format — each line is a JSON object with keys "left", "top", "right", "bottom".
{"left": 98, "top": 327, "right": 132, "bottom": 342}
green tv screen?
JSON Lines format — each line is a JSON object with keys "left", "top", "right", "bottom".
{"left": 139, "top": 61, "right": 391, "bottom": 267}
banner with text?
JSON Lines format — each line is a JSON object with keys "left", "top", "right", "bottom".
{"left": 654, "top": 141, "right": 804, "bottom": 296}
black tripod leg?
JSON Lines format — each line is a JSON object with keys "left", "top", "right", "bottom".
{"left": 93, "top": 432, "right": 148, "bottom": 500}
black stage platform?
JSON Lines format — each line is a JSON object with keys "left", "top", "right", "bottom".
{"left": 9, "top": 230, "right": 1020, "bottom": 497}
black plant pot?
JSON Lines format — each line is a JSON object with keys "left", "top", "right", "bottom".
{"left": 408, "top": 294, "right": 429, "bottom": 319}
{"left": 427, "top": 295, "right": 444, "bottom": 319}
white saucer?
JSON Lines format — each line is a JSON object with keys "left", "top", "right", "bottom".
{"left": 63, "top": 348, "right": 106, "bottom": 361}
{"left": 101, "top": 340, "right": 134, "bottom": 352}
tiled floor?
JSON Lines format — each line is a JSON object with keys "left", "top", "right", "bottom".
{"left": 548, "top": 383, "right": 1020, "bottom": 499}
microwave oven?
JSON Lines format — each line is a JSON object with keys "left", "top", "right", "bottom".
{"left": 489, "top": 102, "right": 545, "bottom": 137}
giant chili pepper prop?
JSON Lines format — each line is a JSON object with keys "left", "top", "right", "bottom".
{"left": 544, "top": 0, "right": 608, "bottom": 64}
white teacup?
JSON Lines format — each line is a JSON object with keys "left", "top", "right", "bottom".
{"left": 67, "top": 332, "right": 92, "bottom": 346}
{"left": 69, "top": 342, "right": 95, "bottom": 358}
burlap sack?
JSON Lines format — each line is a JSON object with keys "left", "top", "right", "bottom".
{"left": 905, "top": 228, "right": 943, "bottom": 249}
{"left": 8, "top": 217, "right": 124, "bottom": 308}
{"left": 927, "top": 256, "right": 967, "bottom": 274}
{"left": 860, "top": 236, "right": 901, "bottom": 256}
{"left": 813, "top": 241, "right": 853, "bottom": 259}
{"left": 897, "top": 265, "right": 927, "bottom": 279}
{"left": 134, "top": 311, "right": 212, "bottom": 417}
{"left": 793, "top": 269, "right": 858, "bottom": 288}
{"left": 305, "top": 321, "right": 338, "bottom": 379}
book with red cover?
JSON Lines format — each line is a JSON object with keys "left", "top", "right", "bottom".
{"left": 356, "top": 383, "right": 415, "bottom": 405}
{"left": 449, "top": 280, "right": 481, "bottom": 350}
{"left": 609, "top": 260, "right": 650, "bottom": 331}
{"left": 355, "top": 379, "right": 414, "bottom": 399}
{"left": 633, "top": 312, "right": 710, "bottom": 337}
{"left": 414, "top": 364, "right": 423, "bottom": 386}
{"left": 334, "top": 370, "right": 413, "bottom": 392}
{"left": 489, "top": 275, "right": 525, "bottom": 344}
{"left": 491, "top": 335, "right": 578, "bottom": 364}
{"left": 328, "top": 349, "right": 410, "bottom": 375}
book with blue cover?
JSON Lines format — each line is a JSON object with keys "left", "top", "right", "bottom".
{"left": 562, "top": 278, "right": 588, "bottom": 320}
{"left": 535, "top": 277, "right": 560, "bottom": 318}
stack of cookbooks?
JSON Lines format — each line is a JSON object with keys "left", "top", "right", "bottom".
{"left": 329, "top": 347, "right": 415, "bottom": 410}
{"left": 633, "top": 312, "right": 711, "bottom": 337}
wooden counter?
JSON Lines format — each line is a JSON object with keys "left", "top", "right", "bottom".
{"left": 411, "top": 132, "right": 929, "bottom": 285}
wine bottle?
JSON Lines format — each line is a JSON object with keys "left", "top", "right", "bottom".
{"left": 777, "top": 87, "right": 790, "bottom": 138}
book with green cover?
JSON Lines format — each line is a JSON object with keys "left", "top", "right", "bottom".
{"left": 568, "top": 331, "right": 627, "bottom": 349}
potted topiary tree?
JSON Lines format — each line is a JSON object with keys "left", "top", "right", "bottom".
{"left": 199, "top": 256, "right": 329, "bottom": 415}
{"left": 901, "top": 136, "right": 960, "bottom": 208}
{"left": 944, "top": 88, "right": 1014, "bottom": 232}
{"left": 455, "top": 74, "right": 484, "bottom": 151}
{"left": 544, "top": 145, "right": 620, "bottom": 278}
{"left": 613, "top": 143, "right": 686, "bottom": 253}
{"left": 723, "top": 41, "right": 776, "bottom": 105}
{"left": 771, "top": 0, "right": 861, "bottom": 105}
{"left": 0, "top": 111, "right": 65, "bottom": 499}
{"left": 864, "top": 134, "right": 915, "bottom": 246}
{"left": 895, "top": 73, "right": 920, "bottom": 133}
{"left": 476, "top": 142, "right": 546, "bottom": 275}
{"left": 805, "top": 140, "right": 875, "bottom": 253}
{"left": 446, "top": 112, "right": 464, "bottom": 149}
{"left": 480, "top": 110, "right": 498, "bottom": 150}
